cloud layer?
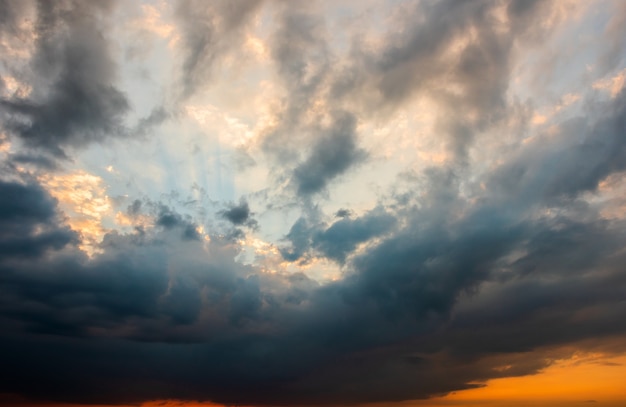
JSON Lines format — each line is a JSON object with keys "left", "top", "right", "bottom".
{"left": 1, "top": 0, "right": 626, "bottom": 406}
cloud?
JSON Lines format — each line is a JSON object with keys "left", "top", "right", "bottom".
{"left": 2, "top": 94, "right": 626, "bottom": 403}
{"left": 156, "top": 204, "right": 201, "bottom": 241}
{"left": 0, "top": 0, "right": 129, "bottom": 157}
{"left": 8, "top": 152, "right": 58, "bottom": 170}
{"left": 219, "top": 198, "right": 258, "bottom": 230}
{"left": 280, "top": 206, "right": 396, "bottom": 264}
{"left": 292, "top": 112, "right": 367, "bottom": 196}
{"left": 260, "top": 4, "right": 352, "bottom": 194}
{"left": 0, "top": 0, "right": 30, "bottom": 39}
{"left": 488, "top": 88, "right": 626, "bottom": 203}
{"left": 134, "top": 105, "right": 171, "bottom": 138}
{"left": 1, "top": 1, "right": 626, "bottom": 406}
{"left": 279, "top": 215, "right": 316, "bottom": 262}
{"left": 0, "top": 171, "right": 77, "bottom": 259}
{"left": 312, "top": 208, "right": 396, "bottom": 263}
{"left": 174, "top": 0, "right": 264, "bottom": 100}
{"left": 258, "top": 0, "right": 555, "bottom": 198}
{"left": 329, "top": 0, "right": 557, "bottom": 161}
{"left": 0, "top": 174, "right": 261, "bottom": 342}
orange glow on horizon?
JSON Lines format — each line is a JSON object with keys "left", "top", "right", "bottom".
{"left": 140, "top": 401, "right": 227, "bottom": 407}
{"left": 4, "top": 354, "right": 626, "bottom": 407}
{"left": 410, "top": 353, "right": 626, "bottom": 407}
{"left": 0, "top": 399, "right": 227, "bottom": 407}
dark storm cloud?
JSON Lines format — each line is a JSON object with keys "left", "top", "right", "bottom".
{"left": 0, "top": 174, "right": 77, "bottom": 258}
{"left": 0, "top": 171, "right": 261, "bottom": 340}
{"left": 3, "top": 95, "right": 626, "bottom": 406}
{"left": 3, "top": 195, "right": 625, "bottom": 406}
{"left": 293, "top": 112, "right": 367, "bottom": 196}
{"left": 0, "top": 0, "right": 129, "bottom": 157}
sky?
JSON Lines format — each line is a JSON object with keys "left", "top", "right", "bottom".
{"left": 1, "top": 0, "right": 626, "bottom": 406}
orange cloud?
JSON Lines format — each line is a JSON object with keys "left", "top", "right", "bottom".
{"left": 39, "top": 170, "right": 113, "bottom": 255}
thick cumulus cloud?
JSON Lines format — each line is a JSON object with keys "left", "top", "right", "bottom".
{"left": 1, "top": 0, "right": 626, "bottom": 406}
{"left": 0, "top": 0, "right": 129, "bottom": 157}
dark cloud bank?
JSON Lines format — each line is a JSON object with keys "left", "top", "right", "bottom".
{"left": 1, "top": 0, "right": 626, "bottom": 406}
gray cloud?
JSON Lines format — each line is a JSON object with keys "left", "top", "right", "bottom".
{"left": 293, "top": 112, "right": 367, "bottom": 196}
{"left": 0, "top": 0, "right": 30, "bottom": 39}
{"left": 175, "top": 0, "right": 264, "bottom": 100}
{"left": 279, "top": 215, "right": 316, "bottom": 263}
{"left": 0, "top": 0, "right": 129, "bottom": 157}
{"left": 313, "top": 208, "right": 396, "bottom": 263}
{"left": 488, "top": 88, "right": 626, "bottom": 205}
{"left": 8, "top": 152, "right": 59, "bottom": 170}
{"left": 220, "top": 198, "right": 258, "bottom": 230}
{"left": 156, "top": 204, "right": 201, "bottom": 241}
{"left": 261, "top": 4, "right": 360, "bottom": 197}
{"left": 260, "top": 0, "right": 552, "bottom": 198}
{"left": 598, "top": 1, "right": 626, "bottom": 75}
{"left": 133, "top": 105, "right": 171, "bottom": 138}
{"left": 1, "top": 1, "right": 626, "bottom": 406}
{"left": 2, "top": 111, "right": 626, "bottom": 405}
{"left": 280, "top": 206, "right": 396, "bottom": 264}
{"left": 0, "top": 170, "right": 77, "bottom": 259}
{"left": 329, "top": 0, "right": 553, "bottom": 161}
{"left": 270, "top": 6, "right": 329, "bottom": 123}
